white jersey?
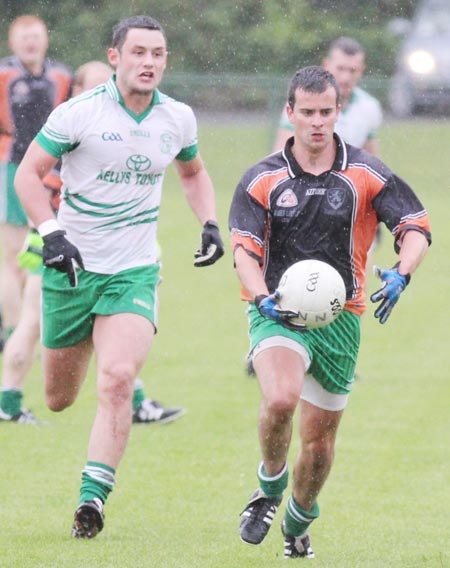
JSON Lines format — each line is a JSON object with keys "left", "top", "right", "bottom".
{"left": 36, "top": 77, "right": 198, "bottom": 274}
{"left": 279, "top": 86, "right": 382, "bottom": 149}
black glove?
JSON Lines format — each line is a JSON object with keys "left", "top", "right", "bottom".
{"left": 43, "top": 230, "right": 84, "bottom": 287}
{"left": 194, "top": 220, "right": 225, "bottom": 267}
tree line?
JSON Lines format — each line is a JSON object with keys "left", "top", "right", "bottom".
{"left": 0, "top": 0, "right": 418, "bottom": 78}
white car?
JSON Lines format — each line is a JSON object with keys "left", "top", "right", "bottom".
{"left": 389, "top": 0, "right": 450, "bottom": 118}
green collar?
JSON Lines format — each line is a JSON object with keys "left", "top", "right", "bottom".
{"left": 104, "top": 75, "right": 162, "bottom": 123}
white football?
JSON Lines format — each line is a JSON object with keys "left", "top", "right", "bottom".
{"left": 277, "top": 260, "right": 346, "bottom": 329}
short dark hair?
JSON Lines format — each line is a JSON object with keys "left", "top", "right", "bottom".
{"left": 328, "top": 36, "right": 364, "bottom": 57}
{"left": 111, "top": 15, "right": 166, "bottom": 51}
{"left": 287, "top": 65, "right": 340, "bottom": 109}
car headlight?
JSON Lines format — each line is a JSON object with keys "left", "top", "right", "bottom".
{"left": 406, "top": 50, "right": 436, "bottom": 74}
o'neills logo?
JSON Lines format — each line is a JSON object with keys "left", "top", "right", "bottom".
{"left": 276, "top": 188, "right": 298, "bottom": 207}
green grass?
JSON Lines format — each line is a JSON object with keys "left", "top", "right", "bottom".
{"left": 1, "top": 118, "right": 449, "bottom": 567}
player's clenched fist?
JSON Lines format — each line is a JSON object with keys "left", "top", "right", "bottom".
{"left": 43, "top": 230, "right": 84, "bottom": 287}
{"left": 194, "top": 220, "right": 225, "bottom": 267}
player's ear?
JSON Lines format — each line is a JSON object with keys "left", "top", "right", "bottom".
{"left": 107, "top": 47, "right": 119, "bottom": 68}
{"left": 286, "top": 103, "right": 294, "bottom": 124}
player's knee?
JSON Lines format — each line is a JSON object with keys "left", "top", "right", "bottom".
{"left": 6, "top": 347, "right": 27, "bottom": 371}
{"left": 303, "top": 436, "right": 335, "bottom": 466}
{"left": 97, "top": 364, "right": 134, "bottom": 408}
{"left": 46, "top": 389, "right": 76, "bottom": 412}
{"left": 265, "top": 390, "right": 298, "bottom": 420}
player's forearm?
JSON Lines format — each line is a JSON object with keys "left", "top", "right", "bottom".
{"left": 182, "top": 169, "right": 218, "bottom": 225}
{"left": 15, "top": 141, "right": 59, "bottom": 228}
{"left": 15, "top": 168, "right": 56, "bottom": 228}
{"left": 397, "top": 230, "right": 429, "bottom": 275}
{"left": 234, "top": 246, "right": 269, "bottom": 300}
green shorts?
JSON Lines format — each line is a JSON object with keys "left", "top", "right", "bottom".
{"left": 247, "top": 304, "right": 360, "bottom": 395}
{"left": 0, "top": 162, "right": 28, "bottom": 226}
{"left": 42, "top": 264, "right": 160, "bottom": 349}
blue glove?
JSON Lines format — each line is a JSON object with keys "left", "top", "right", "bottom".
{"left": 255, "top": 291, "right": 306, "bottom": 331}
{"left": 370, "top": 263, "right": 410, "bottom": 324}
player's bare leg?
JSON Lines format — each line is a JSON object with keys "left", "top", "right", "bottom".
{"left": 256, "top": 347, "right": 304, "bottom": 475}
{"left": 72, "top": 313, "right": 154, "bottom": 539}
{"left": 0, "top": 274, "right": 41, "bottom": 423}
{"left": 0, "top": 224, "right": 28, "bottom": 338}
{"left": 240, "top": 347, "right": 305, "bottom": 545}
{"left": 281, "top": 400, "right": 343, "bottom": 558}
{"left": 2, "top": 274, "right": 41, "bottom": 389}
{"left": 295, "top": 400, "right": 343, "bottom": 510}
{"left": 89, "top": 313, "right": 154, "bottom": 467}
{"left": 43, "top": 338, "right": 93, "bottom": 411}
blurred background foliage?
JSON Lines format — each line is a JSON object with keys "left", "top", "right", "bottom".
{"left": 0, "top": 0, "right": 418, "bottom": 76}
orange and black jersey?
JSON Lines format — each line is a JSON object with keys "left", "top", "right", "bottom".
{"left": 229, "top": 135, "right": 431, "bottom": 315}
{"left": 0, "top": 55, "right": 72, "bottom": 163}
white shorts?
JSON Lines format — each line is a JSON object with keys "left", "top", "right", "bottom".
{"left": 252, "top": 336, "right": 349, "bottom": 412}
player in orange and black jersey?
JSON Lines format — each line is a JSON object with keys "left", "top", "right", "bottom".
{"left": 0, "top": 54, "right": 72, "bottom": 166}
{"left": 230, "top": 66, "right": 431, "bottom": 560}
{"left": 0, "top": 15, "right": 72, "bottom": 347}
{"left": 230, "top": 135, "right": 430, "bottom": 314}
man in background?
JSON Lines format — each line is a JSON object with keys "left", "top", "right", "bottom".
{"left": 0, "top": 15, "right": 72, "bottom": 347}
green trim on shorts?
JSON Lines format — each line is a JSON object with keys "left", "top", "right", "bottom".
{"left": 42, "top": 264, "right": 160, "bottom": 349}
{"left": 0, "top": 162, "right": 28, "bottom": 226}
{"left": 247, "top": 304, "right": 360, "bottom": 395}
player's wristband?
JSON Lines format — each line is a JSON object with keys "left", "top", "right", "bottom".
{"left": 392, "top": 261, "right": 411, "bottom": 285}
{"left": 254, "top": 294, "right": 268, "bottom": 306}
{"left": 38, "top": 219, "right": 62, "bottom": 238}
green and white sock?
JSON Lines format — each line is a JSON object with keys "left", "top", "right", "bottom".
{"left": 132, "top": 378, "right": 145, "bottom": 410}
{"left": 0, "top": 388, "right": 22, "bottom": 416}
{"left": 284, "top": 495, "right": 320, "bottom": 536}
{"left": 80, "top": 461, "right": 116, "bottom": 504}
{"left": 257, "top": 461, "right": 289, "bottom": 498}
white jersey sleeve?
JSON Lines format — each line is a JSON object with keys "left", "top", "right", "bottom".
{"left": 36, "top": 96, "right": 85, "bottom": 158}
{"left": 174, "top": 102, "right": 198, "bottom": 161}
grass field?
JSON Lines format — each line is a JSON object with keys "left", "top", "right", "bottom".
{"left": 0, "top": 118, "right": 449, "bottom": 567}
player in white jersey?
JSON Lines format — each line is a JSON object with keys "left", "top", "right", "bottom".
{"left": 38, "top": 76, "right": 200, "bottom": 274}
{"left": 15, "top": 16, "right": 224, "bottom": 539}
{"left": 0, "top": 60, "right": 185, "bottom": 426}
{"left": 273, "top": 37, "right": 383, "bottom": 154}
